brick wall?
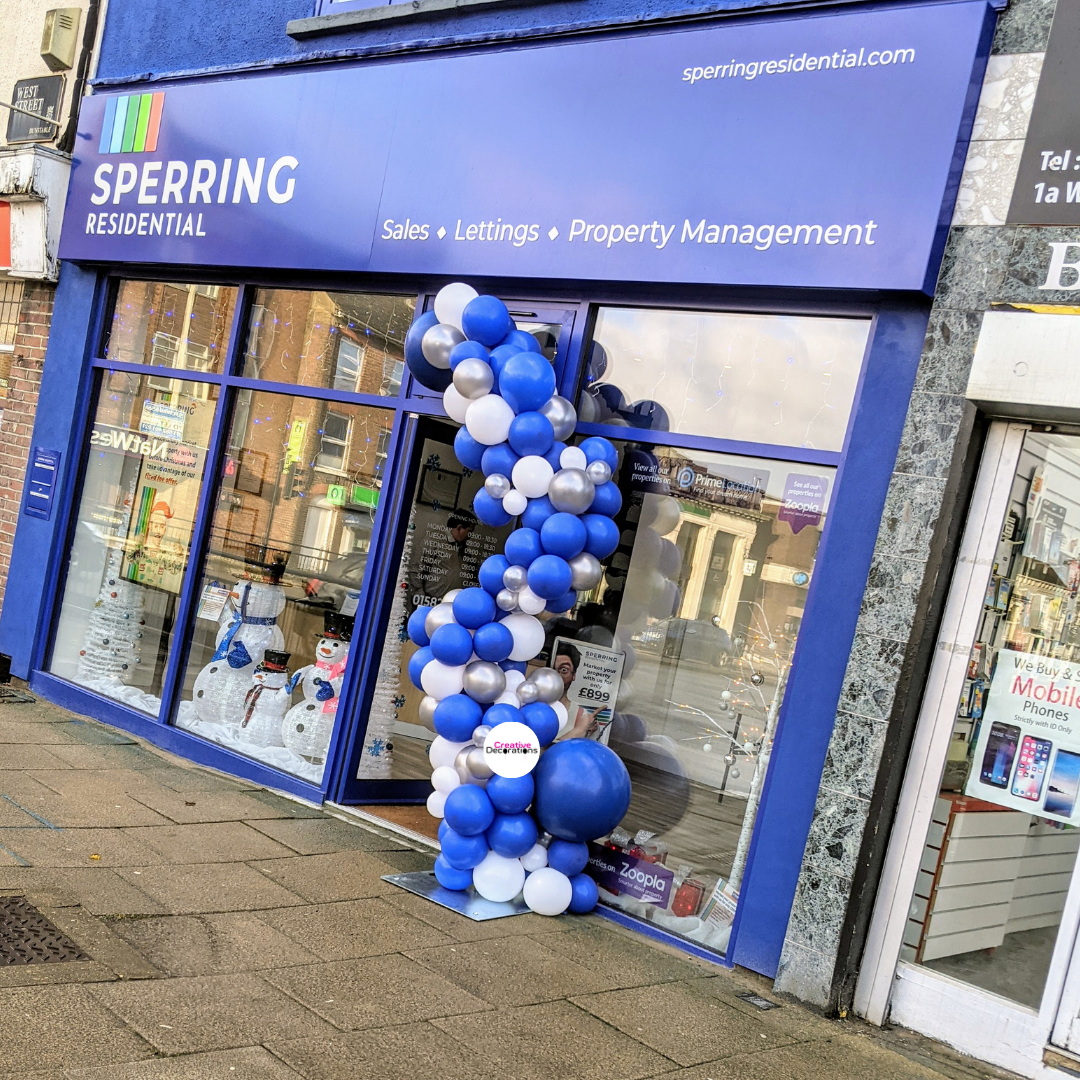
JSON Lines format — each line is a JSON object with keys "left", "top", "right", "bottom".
{"left": 0, "top": 281, "right": 55, "bottom": 606}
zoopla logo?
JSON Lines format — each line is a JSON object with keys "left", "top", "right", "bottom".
{"left": 676, "top": 466, "right": 695, "bottom": 489}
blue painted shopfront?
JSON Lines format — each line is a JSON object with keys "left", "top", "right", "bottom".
{"left": 0, "top": 0, "right": 995, "bottom": 976}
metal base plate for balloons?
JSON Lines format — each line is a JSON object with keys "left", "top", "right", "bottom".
{"left": 383, "top": 872, "right": 530, "bottom": 920}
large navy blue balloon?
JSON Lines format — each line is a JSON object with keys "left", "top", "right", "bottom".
{"left": 547, "top": 839, "right": 590, "bottom": 876}
{"left": 533, "top": 739, "right": 632, "bottom": 843}
{"left": 520, "top": 701, "right": 559, "bottom": 746}
{"left": 590, "top": 481, "right": 623, "bottom": 518}
{"left": 404, "top": 311, "right": 452, "bottom": 392}
{"left": 453, "top": 587, "right": 497, "bottom": 629}
{"left": 478, "top": 554, "right": 511, "bottom": 596}
{"left": 544, "top": 440, "right": 568, "bottom": 472}
{"left": 473, "top": 489, "right": 512, "bottom": 527}
{"left": 462, "top": 295, "right": 512, "bottom": 346}
{"left": 568, "top": 872, "right": 599, "bottom": 913}
{"left": 579, "top": 436, "right": 619, "bottom": 470}
{"left": 443, "top": 784, "right": 495, "bottom": 836}
{"left": 504, "top": 528, "right": 543, "bottom": 568}
{"left": 487, "top": 772, "right": 534, "bottom": 814}
{"left": 407, "top": 605, "right": 432, "bottom": 647}
{"left": 481, "top": 442, "right": 519, "bottom": 479}
{"left": 521, "top": 495, "right": 557, "bottom": 532}
{"left": 449, "top": 339, "right": 489, "bottom": 370}
{"left": 434, "top": 854, "right": 474, "bottom": 890}
{"left": 528, "top": 554, "right": 573, "bottom": 599}
{"left": 540, "top": 513, "right": 587, "bottom": 559}
{"left": 487, "top": 812, "right": 538, "bottom": 858}
{"left": 500, "top": 354, "right": 557, "bottom": 414}
{"left": 454, "top": 427, "right": 486, "bottom": 471}
{"left": 473, "top": 620, "right": 514, "bottom": 663}
{"left": 581, "top": 513, "right": 620, "bottom": 559}
{"left": 430, "top": 622, "right": 474, "bottom": 666}
{"left": 434, "top": 693, "right": 483, "bottom": 741}
{"left": 441, "top": 826, "right": 490, "bottom": 870}
{"left": 408, "top": 646, "right": 434, "bottom": 690}
{"left": 508, "top": 411, "right": 555, "bottom": 457}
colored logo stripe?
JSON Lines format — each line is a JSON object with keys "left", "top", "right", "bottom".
{"left": 98, "top": 92, "right": 164, "bottom": 154}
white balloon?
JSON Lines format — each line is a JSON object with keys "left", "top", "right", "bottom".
{"left": 431, "top": 765, "right": 461, "bottom": 794}
{"left": 443, "top": 589, "right": 462, "bottom": 602}
{"left": 443, "top": 383, "right": 472, "bottom": 423}
{"left": 512, "top": 455, "right": 555, "bottom": 499}
{"left": 520, "top": 843, "right": 549, "bottom": 873}
{"left": 465, "top": 394, "right": 515, "bottom": 446}
{"left": 492, "top": 690, "right": 521, "bottom": 707}
{"left": 523, "top": 866, "right": 573, "bottom": 916}
{"left": 429, "top": 736, "right": 471, "bottom": 770}
{"left": 641, "top": 494, "right": 682, "bottom": 535}
{"left": 552, "top": 699, "right": 570, "bottom": 734}
{"left": 503, "top": 489, "right": 528, "bottom": 517}
{"left": 504, "top": 669, "right": 526, "bottom": 692}
{"left": 502, "top": 614, "right": 546, "bottom": 662}
{"left": 426, "top": 790, "right": 448, "bottom": 818}
{"left": 560, "top": 446, "right": 588, "bottom": 471}
{"left": 434, "top": 282, "right": 479, "bottom": 330}
{"left": 421, "top": 660, "right": 466, "bottom": 699}
{"left": 472, "top": 851, "right": 527, "bottom": 903}
{"left": 517, "top": 586, "right": 548, "bottom": 615}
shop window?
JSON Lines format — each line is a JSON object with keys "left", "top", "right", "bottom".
{"left": 0, "top": 278, "right": 23, "bottom": 348}
{"left": 173, "top": 391, "right": 395, "bottom": 784}
{"left": 48, "top": 371, "right": 221, "bottom": 714}
{"left": 580, "top": 307, "right": 870, "bottom": 452}
{"left": 242, "top": 288, "right": 414, "bottom": 395}
{"left": 103, "top": 280, "right": 238, "bottom": 374}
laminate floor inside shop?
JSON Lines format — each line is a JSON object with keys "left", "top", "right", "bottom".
{"left": 0, "top": 688, "right": 1017, "bottom": 1080}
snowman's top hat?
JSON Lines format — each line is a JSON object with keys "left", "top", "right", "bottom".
{"left": 322, "top": 611, "right": 354, "bottom": 642}
{"left": 258, "top": 650, "right": 291, "bottom": 672}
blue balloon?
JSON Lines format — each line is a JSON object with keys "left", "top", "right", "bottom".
{"left": 591, "top": 481, "right": 623, "bottom": 518}
{"left": 473, "top": 489, "right": 512, "bottom": 527}
{"left": 500, "top": 659, "right": 527, "bottom": 674}
{"left": 438, "top": 818, "right": 451, "bottom": 843}
{"left": 404, "top": 311, "right": 452, "bottom": 392}
{"left": 528, "top": 554, "right": 573, "bottom": 599}
{"left": 429, "top": 622, "right": 474, "bottom": 667}
{"left": 434, "top": 693, "right": 483, "bottom": 741}
{"left": 434, "top": 854, "right": 474, "bottom": 891}
{"left": 500, "top": 353, "right": 557, "bottom": 414}
{"left": 488, "top": 345, "right": 521, "bottom": 392}
{"left": 462, "top": 294, "right": 512, "bottom": 346}
{"left": 441, "top": 826, "right": 490, "bottom": 870}
{"left": 443, "top": 784, "right": 495, "bottom": 836}
{"left": 508, "top": 411, "right": 555, "bottom": 457}
{"left": 540, "top": 512, "right": 587, "bottom": 559}
{"left": 500, "top": 329, "right": 542, "bottom": 353}
{"left": 481, "top": 442, "right": 519, "bottom": 479}
{"left": 473, "top": 621, "right": 514, "bottom": 663}
{"left": 485, "top": 702, "right": 522, "bottom": 728}
{"left": 547, "top": 839, "right": 590, "bottom": 876}
{"left": 454, "top": 427, "right": 486, "bottom": 471}
{"left": 521, "top": 495, "right": 557, "bottom": 532}
{"left": 568, "top": 872, "right": 599, "bottom": 913}
{"left": 486, "top": 773, "right": 534, "bottom": 814}
{"left": 546, "top": 589, "right": 577, "bottom": 614}
{"left": 582, "top": 514, "right": 620, "bottom": 559}
{"left": 520, "top": 701, "right": 559, "bottom": 746}
{"left": 504, "top": 528, "right": 543, "bottom": 568}
{"left": 486, "top": 812, "right": 539, "bottom": 858}
{"left": 453, "top": 587, "right": 497, "bottom": 629}
{"left": 408, "top": 646, "right": 433, "bottom": 690}
{"left": 580, "top": 436, "right": 618, "bottom": 470}
{"left": 533, "top": 739, "right": 632, "bottom": 843}
{"left": 449, "top": 339, "right": 490, "bottom": 370}
{"left": 478, "top": 554, "right": 511, "bottom": 596}
{"left": 407, "top": 606, "right": 432, "bottom": 646}
{"left": 544, "top": 440, "right": 568, "bottom": 472}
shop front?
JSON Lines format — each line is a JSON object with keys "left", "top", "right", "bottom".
{"left": 0, "top": 0, "right": 997, "bottom": 974}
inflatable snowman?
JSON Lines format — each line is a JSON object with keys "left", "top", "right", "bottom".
{"left": 283, "top": 611, "right": 353, "bottom": 763}
{"left": 237, "top": 650, "right": 292, "bottom": 749}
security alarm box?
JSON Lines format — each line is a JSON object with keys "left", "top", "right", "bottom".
{"left": 40, "top": 8, "right": 81, "bottom": 72}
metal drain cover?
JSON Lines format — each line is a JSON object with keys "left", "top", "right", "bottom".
{"left": 0, "top": 686, "right": 35, "bottom": 704}
{"left": 0, "top": 897, "right": 90, "bottom": 965}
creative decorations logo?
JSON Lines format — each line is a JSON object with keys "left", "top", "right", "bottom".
{"left": 99, "top": 93, "right": 165, "bottom": 155}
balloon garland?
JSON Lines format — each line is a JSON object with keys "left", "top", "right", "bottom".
{"left": 403, "top": 283, "right": 632, "bottom": 918}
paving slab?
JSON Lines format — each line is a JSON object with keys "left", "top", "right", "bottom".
{"left": 0, "top": 867, "right": 169, "bottom": 915}
{"left": 381, "top": 887, "right": 569, "bottom": 943}
{"left": 90, "top": 972, "right": 338, "bottom": 1054}
{"left": 43, "top": 743, "right": 179, "bottom": 771}
{"left": 264, "top": 953, "right": 492, "bottom": 1029}
{"left": 113, "top": 863, "right": 306, "bottom": 914}
{"left": 0, "top": 722, "right": 80, "bottom": 744}
{"left": 0, "top": 745, "right": 73, "bottom": 769}
{"left": 248, "top": 851, "right": 400, "bottom": 903}
{"left": 245, "top": 816, "right": 411, "bottom": 855}
{"left": 20, "top": 793, "right": 172, "bottom": 829}
{"left": 0, "top": 826, "right": 166, "bottom": 867}
{"left": 109, "top": 913, "right": 320, "bottom": 976}
{"left": 125, "top": 822, "right": 297, "bottom": 864}
{"left": 127, "top": 786, "right": 305, "bottom": 825}
{"left": 259, "top": 897, "right": 452, "bottom": 960}
{"left": 367, "top": 848, "right": 436, "bottom": 873}
{"left": 64, "top": 1047, "right": 305, "bottom": 1079}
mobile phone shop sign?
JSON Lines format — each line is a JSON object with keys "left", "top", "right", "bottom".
{"left": 966, "top": 649, "right": 1080, "bottom": 823}
{"left": 61, "top": 1, "right": 991, "bottom": 292}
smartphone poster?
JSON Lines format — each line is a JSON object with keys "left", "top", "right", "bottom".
{"left": 965, "top": 648, "right": 1080, "bottom": 823}
{"left": 550, "top": 637, "right": 625, "bottom": 743}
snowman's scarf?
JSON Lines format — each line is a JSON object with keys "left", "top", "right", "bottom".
{"left": 241, "top": 683, "right": 263, "bottom": 728}
{"left": 314, "top": 652, "right": 349, "bottom": 714}
{"left": 212, "top": 583, "right": 278, "bottom": 667}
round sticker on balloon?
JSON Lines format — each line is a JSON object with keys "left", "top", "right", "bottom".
{"left": 483, "top": 720, "right": 541, "bottom": 779}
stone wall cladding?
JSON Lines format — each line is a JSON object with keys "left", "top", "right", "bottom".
{"left": 775, "top": 0, "right": 1054, "bottom": 1009}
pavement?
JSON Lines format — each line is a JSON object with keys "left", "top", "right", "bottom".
{"left": 0, "top": 688, "right": 1016, "bottom": 1080}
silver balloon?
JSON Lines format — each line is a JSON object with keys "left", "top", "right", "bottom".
{"left": 548, "top": 468, "right": 595, "bottom": 514}
{"left": 454, "top": 747, "right": 489, "bottom": 787}
{"left": 586, "top": 460, "right": 612, "bottom": 485}
{"left": 421, "top": 323, "right": 465, "bottom": 369}
{"left": 485, "top": 473, "right": 511, "bottom": 500}
{"left": 503, "top": 565, "right": 528, "bottom": 592}
{"left": 462, "top": 660, "right": 506, "bottom": 703}
{"left": 465, "top": 745, "right": 494, "bottom": 779}
{"left": 568, "top": 551, "right": 603, "bottom": 591}
{"left": 528, "top": 667, "right": 564, "bottom": 704}
{"left": 539, "top": 395, "right": 578, "bottom": 441}
{"left": 495, "top": 588, "right": 519, "bottom": 612}
{"left": 424, "top": 602, "right": 457, "bottom": 639}
{"left": 516, "top": 681, "right": 540, "bottom": 705}
{"left": 418, "top": 695, "right": 439, "bottom": 731}
{"left": 453, "top": 357, "right": 494, "bottom": 400}
{"left": 472, "top": 723, "right": 492, "bottom": 747}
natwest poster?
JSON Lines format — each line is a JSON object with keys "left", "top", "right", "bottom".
{"left": 966, "top": 648, "right": 1080, "bottom": 823}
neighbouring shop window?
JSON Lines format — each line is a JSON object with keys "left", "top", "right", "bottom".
{"left": 910, "top": 432, "right": 1080, "bottom": 1009}
{"left": 242, "top": 288, "right": 414, "bottom": 395}
{"left": 0, "top": 278, "right": 23, "bottom": 347}
{"left": 580, "top": 307, "right": 870, "bottom": 451}
{"left": 49, "top": 370, "right": 220, "bottom": 714}
{"left": 174, "top": 390, "right": 395, "bottom": 784}
{"left": 103, "top": 280, "right": 238, "bottom": 374}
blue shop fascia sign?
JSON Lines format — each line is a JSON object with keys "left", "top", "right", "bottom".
{"left": 63, "top": 0, "right": 993, "bottom": 293}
